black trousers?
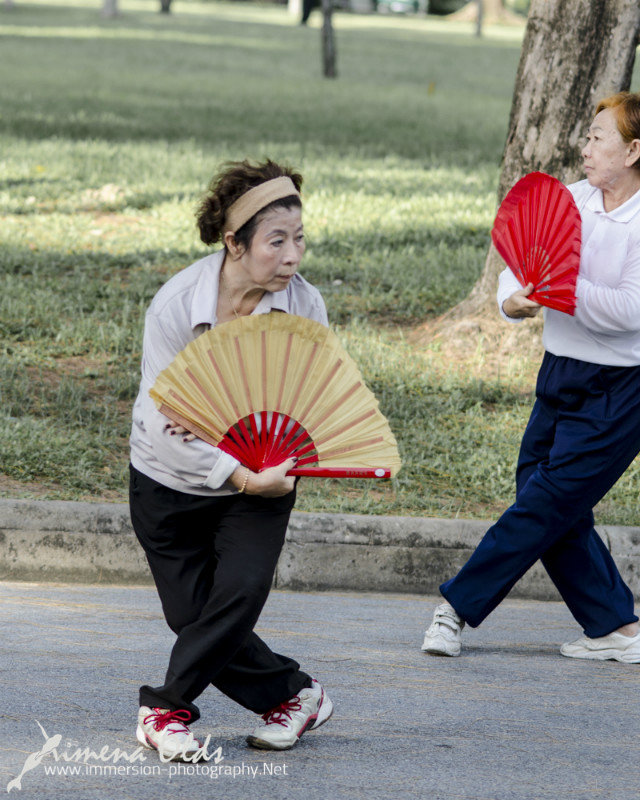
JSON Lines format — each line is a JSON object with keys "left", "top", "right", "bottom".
{"left": 129, "top": 465, "right": 311, "bottom": 723}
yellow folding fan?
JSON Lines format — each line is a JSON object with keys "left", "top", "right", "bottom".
{"left": 150, "top": 313, "right": 401, "bottom": 478}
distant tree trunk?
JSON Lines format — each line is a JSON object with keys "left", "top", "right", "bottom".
{"left": 475, "top": 0, "right": 483, "bottom": 36}
{"left": 101, "top": 0, "right": 118, "bottom": 17}
{"left": 454, "top": 0, "right": 640, "bottom": 319}
{"left": 452, "top": 0, "right": 521, "bottom": 25}
{"left": 321, "top": 0, "right": 337, "bottom": 78}
{"left": 483, "top": 0, "right": 504, "bottom": 16}
{"left": 159, "top": 0, "right": 172, "bottom": 12}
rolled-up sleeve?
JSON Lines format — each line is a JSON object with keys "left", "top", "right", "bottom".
{"left": 135, "top": 309, "right": 240, "bottom": 491}
{"left": 139, "top": 391, "right": 240, "bottom": 489}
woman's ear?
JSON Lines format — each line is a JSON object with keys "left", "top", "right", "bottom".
{"left": 224, "top": 231, "right": 245, "bottom": 259}
{"left": 626, "top": 139, "right": 640, "bottom": 168}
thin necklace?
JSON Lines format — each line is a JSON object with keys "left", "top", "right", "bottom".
{"left": 220, "top": 267, "right": 240, "bottom": 319}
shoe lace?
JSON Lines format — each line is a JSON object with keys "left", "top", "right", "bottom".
{"left": 144, "top": 708, "right": 192, "bottom": 736}
{"left": 261, "top": 696, "right": 303, "bottom": 727}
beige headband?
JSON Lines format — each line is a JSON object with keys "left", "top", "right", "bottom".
{"left": 224, "top": 176, "right": 300, "bottom": 235}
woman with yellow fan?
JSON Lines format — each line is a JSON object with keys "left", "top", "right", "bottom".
{"left": 128, "top": 159, "right": 334, "bottom": 758}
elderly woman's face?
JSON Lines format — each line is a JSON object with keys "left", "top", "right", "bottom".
{"left": 241, "top": 206, "right": 305, "bottom": 293}
{"left": 581, "top": 108, "right": 634, "bottom": 192}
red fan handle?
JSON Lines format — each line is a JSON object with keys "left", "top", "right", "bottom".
{"left": 287, "top": 467, "right": 391, "bottom": 478}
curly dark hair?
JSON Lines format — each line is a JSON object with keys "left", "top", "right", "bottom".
{"left": 196, "top": 159, "right": 303, "bottom": 248}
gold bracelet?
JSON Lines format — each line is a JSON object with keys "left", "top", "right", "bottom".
{"left": 238, "top": 466, "right": 250, "bottom": 494}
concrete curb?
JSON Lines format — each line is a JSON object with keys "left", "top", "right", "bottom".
{"left": 1, "top": 498, "right": 639, "bottom": 600}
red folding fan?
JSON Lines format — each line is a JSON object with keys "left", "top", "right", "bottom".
{"left": 491, "top": 171, "right": 582, "bottom": 315}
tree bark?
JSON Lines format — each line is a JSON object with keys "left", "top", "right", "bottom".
{"left": 454, "top": 0, "right": 640, "bottom": 318}
{"left": 321, "top": 0, "right": 337, "bottom": 78}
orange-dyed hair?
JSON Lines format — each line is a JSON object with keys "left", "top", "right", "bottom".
{"left": 596, "top": 91, "right": 640, "bottom": 144}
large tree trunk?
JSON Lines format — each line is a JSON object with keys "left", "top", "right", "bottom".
{"left": 321, "top": 0, "right": 337, "bottom": 78}
{"left": 451, "top": 0, "right": 640, "bottom": 320}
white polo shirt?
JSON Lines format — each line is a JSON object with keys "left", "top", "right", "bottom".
{"left": 130, "top": 249, "right": 329, "bottom": 495}
{"left": 497, "top": 180, "right": 640, "bottom": 366}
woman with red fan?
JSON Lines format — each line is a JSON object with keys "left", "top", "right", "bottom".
{"left": 129, "top": 159, "right": 333, "bottom": 759}
{"left": 422, "top": 91, "right": 640, "bottom": 663}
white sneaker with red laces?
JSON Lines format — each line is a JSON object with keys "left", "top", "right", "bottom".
{"left": 309, "top": 679, "right": 333, "bottom": 730}
{"left": 246, "top": 680, "right": 333, "bottom": 751}
{"left": 136, "top": 706, "right": 201, "bottom": 761}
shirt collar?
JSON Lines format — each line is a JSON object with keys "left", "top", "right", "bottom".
{"left": 190, "top": 249, "right": 291, "bottom": 330}
{"left": 190, "top": 250, "right": 223, "bottom": 330}
{"left": 585, "top": 185, "right": 640, "bottom": 223}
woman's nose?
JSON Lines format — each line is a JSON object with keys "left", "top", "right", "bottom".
{"left": 283, "top": 240, "right": 301, "bottom": 264}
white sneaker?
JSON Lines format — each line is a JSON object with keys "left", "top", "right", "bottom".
{"left": 136, "top": 706, "right": 201, "bottom": 761}
{"left": 560, "top": 631, "right": 640, "bottom": 663}
{"left": 309, "top": 678, "right": 333, "bottom": 730}
{"left": 246, "top": 681, "right": 332, "bottom": 750}
{"left": 421, "top": 602, "right": 465, "bottom": 657}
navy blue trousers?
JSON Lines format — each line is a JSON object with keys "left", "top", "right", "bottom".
{"left": 441, "top": 352, "right": 640, "bottom": 638}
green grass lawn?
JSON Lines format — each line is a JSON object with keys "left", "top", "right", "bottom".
{"left": 1, "top": 0, "right": 639, "bottom": 523}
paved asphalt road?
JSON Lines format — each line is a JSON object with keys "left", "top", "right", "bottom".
{"left": 1, "top": 581, "right": 639, "bottom": 800}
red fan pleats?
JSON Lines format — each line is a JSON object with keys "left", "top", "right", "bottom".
{"left": 491, "top": 171, "right": 581, "bottom": 315}
{"left": 216, "top": 413, "right": 390, "bottom": 478}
